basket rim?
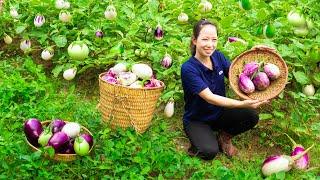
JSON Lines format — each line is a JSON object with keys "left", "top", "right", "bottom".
{"left": 228, "top": 48, "right": 288, "bottom": 100}
{"left": 99, "top": 72, "right": 165, "bottom": 90}
{"left": 26, "top": 120, "right": 93, "bottom": 159}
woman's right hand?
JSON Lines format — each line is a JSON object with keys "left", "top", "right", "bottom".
{"left": 240, "top": 99, "right": 269, "bottom": 109}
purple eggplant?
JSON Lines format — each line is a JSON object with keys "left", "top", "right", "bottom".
{"left": 252, "top": 72, "right": 270, "bottom": 90}
{"left": 24, "top": 118, "right": 43, "bottom": 147}
{"left": 154, "top": 23, "right": 164, "bottom": 40}
{"left": 242, "top": 62, "right": 259, "bottom": 77}
{"left": 228, "top": 37, "right": 247, "bottom": 44}
{"left": 144, "top": 77, "right": 162, "bottom": 88}
{"left": 102, "top": 75, "right": 118, "bottom": 84}
{"left": 264, "top": 63, "right": 280, "bottom": 80}
{"left": 50, "top": 119, "right": 66, "bottom": 133}
{"left": 47, "top": 132, "right": 70, "bottom": 152}
{"left": 80, "top": 134, "right": 93, "bottom": 148}
{"left": 106, "top": 68, "right": 117, "bottom": 78}
{"left": 95, "top": 30, "right": 104, "bottom": 38}
{"left": 238, "top": 73, "right": 255, "bottom": 94}
{"left": 161, "top": 54, "right": 172, "bottom": 68}
{"left": 291, "top": 146, "right": 309, "bottom": 169}
{"left": 284, "top": 133, "right": 310, "bottom": 170}
{"left": 58, "top": 138, "right": 75, "bottom": 154}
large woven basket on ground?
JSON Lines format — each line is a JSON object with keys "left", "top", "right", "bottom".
{"left": 229, "top": 49, "right": 288, "bottom": 100}
{"left": 26, "top": 121, "right": 93, "bottom": 162}
{"left": 99, "top": 73, "right": 165, "bottom": 133}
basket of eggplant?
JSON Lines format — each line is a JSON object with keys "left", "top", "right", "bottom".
{"left": 229, "top": 49, "right": 288, "bottom": 100}
{"left": 24, "top": 118, "right": 94, "bottom": 161}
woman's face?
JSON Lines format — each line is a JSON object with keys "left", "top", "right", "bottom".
{"left": 192, "top": 25, "right": 218, "bottom": 59}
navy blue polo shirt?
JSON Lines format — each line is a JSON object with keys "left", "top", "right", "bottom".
{"left": 181, "top": 50, "right": 231, "bottom": 124}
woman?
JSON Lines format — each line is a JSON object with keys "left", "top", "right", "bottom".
{"left": 181, "top": 19, "right": 271, "bottom": 160}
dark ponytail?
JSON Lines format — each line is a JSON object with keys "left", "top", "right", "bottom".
{"left": 190, "top": 19, "right": 218, "bottom": 56}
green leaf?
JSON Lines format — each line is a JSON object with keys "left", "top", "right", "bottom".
{"left": 15, "top": 25, "right": 28, "bottom": 34}
{"left": 52, "top": 65, "right": 64, "bottom": 78}
{"left": 52, "top": 35, "right": 68, "bottom": 48}
{"left": 313, "top": 73, "right": 320, "bottom": 84}
{"left": 278, "top": 44, "right": 293, "bottom": 57}
{"left": 141, "top": 166, "right": 151, "bottom": 175}
{"left": 293, "top": 71, "right": 310, "bottom": 85}
{"left": 272, "top": 110, "right": 285, "bottom": 119}
{"left": 259, "top": 113, "right": 273, "bottom": 120}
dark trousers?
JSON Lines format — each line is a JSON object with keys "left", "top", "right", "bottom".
{"left": 183, "top": 108, "right": 259, "bottom": 160}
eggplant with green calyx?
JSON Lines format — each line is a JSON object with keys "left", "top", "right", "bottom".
{"left": 252, "top": 72, "right": 270, "bottom": 90}
{"left": 239, "top": 73, "right": 255, "bottom": 94}
{"left": 47, "top": 132, "right": 70, "bottom": 152}
{"left": 50, "top": 119, "right": 66, "bottom": 133}
{"left": 74, "top": 136, "right": 90, "bottom": 156}
{"left": 38, "top": 126, "right": 53, "bottom": 147}
{"left": 24, "top": 118, "right": 43, "bottom": 147}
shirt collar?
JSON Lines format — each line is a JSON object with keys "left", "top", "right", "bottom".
{"left": 191, "top": 51, "right": 219, "bottom": 72}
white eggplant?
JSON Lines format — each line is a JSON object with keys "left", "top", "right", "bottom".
{"left": 303, "top": 84, "right": 315, "bottom": 96}
{"left": 118, "top": 72, "right": 137, "bottom": 86}
{"left": 164, "top": 101, "right": 174, "bottom": 118}
{"left": 20, "top": 40, "right": 31, "bottom": 52}
{"left": 61, "top": 122, "right": 81, "bottom": 138}
{"left": 131, "top": 63, "right": 153, "bottom": 80}
{"left": 104, "top": 5, "right": 117, "bottom": 20}
{"left": 112, "top": 62, "right": 128, "bottom": 74}
{"left": 178, "top": 12, "right": 188, "bottom": 23}
{"left": 59, "top": 11, "right": 72, "bottom": 23}
{"left": 198, "top": 0, "right": 212, "bottom": 13}
{"left": 41, "top": 49, "right": 54, "bottom": 60}
{"left": 10, "top": 8, "right": 19, "bottom": 18}
{"left": 129, "top": 81, "right": 144, "bottom": 88}
{"left": 63, "top": 68, "right": 77, "bottom": 81}
{"left": 4, "top": 34, "right": 13, "bottom": 44}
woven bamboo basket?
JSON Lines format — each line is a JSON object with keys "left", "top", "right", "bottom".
{"left": 26, "top": 121, "right": 93, "bottom": 162}
{"left": 99, "top": 72, "right": 165, "bottom": 133}
{"left": 229, "top": 49, "right": 288, "bottom": 100}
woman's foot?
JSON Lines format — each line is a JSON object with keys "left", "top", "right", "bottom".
{"left": 218, "top": 131, "right": 238, "bottom": 157}
{"left": 187, "top": 145, "right": 198, "bottom": 156}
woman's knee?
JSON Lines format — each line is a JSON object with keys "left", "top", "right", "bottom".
{"left": 249, "top": 109, "right": 259, "bottom": 126}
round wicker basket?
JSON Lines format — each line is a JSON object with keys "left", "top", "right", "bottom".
{"left": 26, "top": 120, "right": 93, "bottom": 162}
{"left": 99, "top": 72, "right": 165, "bottom": 133}
{"left": 229, "top": 49, "right": 288, "bottom": 100}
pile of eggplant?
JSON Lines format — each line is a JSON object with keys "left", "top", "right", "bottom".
{"left": 24, "top": 118, "right": 93, "bottom": 156}
{"left": 238, "top": 61, "right": 281, "bottom": 94}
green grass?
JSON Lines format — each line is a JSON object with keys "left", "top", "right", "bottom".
{"left": 0, "top": 57, "right": 319, "bottom": 179}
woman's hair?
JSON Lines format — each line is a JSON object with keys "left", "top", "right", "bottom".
{"left": 190, "top": 19, "right": 218, "bottom": 56}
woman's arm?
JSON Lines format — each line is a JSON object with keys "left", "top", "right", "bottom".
{"left": 199, "top": 88, "right": 268, "bottom": 109}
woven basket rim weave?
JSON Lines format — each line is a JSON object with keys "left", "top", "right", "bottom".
{"left": 228, "top": 49, "right": 288, "bottom": 100}
{"left": 26, "top": 120, "right": 93, "bottom": 162}
{"left": 99, "top": 72, "right": 165, "bottom": 133}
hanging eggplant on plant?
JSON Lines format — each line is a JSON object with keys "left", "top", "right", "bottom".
{"left": 154, "top": 23, "right": 164, "bottom": 40}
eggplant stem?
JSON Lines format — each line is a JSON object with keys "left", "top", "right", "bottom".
{"left": 291, "top": 144, "right": 314, "bottom": 161}
{"left": 283, "top": 133, "right": 298, "bottom": 147}
{"left": 305, "top": 167, "right": 319, "bottom": 172}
